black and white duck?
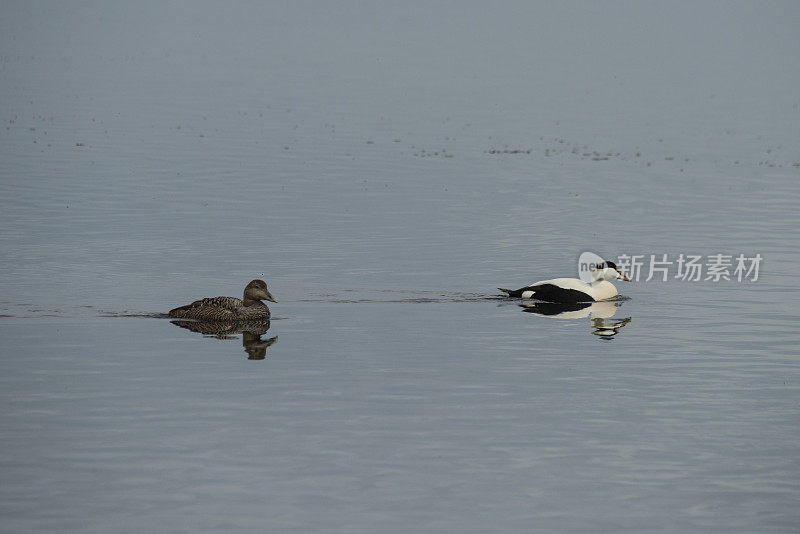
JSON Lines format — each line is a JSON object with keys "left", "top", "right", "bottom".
{"left": 499, "top": 261, "right": 631, "bottom": 303}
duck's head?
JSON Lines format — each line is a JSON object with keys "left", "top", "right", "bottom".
{"left": 243, "top": 279, "right": 278, "bottom": 305}
{"left": 591, "top": 261, "right": 632, "bottom": 282}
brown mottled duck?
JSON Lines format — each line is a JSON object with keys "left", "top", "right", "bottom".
{"left": 168, "top": 279, "right": 277, "bottom": 321}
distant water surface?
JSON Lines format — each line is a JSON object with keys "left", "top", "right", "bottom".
{"left": 1, "top": 2, "right": 799, "bottom": 532}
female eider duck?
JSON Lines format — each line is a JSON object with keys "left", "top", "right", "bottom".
{"left": 168, "top": 279, "right": 277, "bottom": 321}
{"left": 499, "top": 261, "right": 631, "bottom": 303}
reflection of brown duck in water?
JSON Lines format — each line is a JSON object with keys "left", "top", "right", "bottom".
{"left": 170, "top": 319, "right": 278, "bottom": 360}
{"left": 241, "top": 332, "right": 278, "bottom": 360}
{"left": 168, "top": 280, "right": 277, "bottom": 321}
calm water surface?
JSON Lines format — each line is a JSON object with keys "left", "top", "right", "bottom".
{"left": 1, "top": 2, "right": 799, "bottom": 532}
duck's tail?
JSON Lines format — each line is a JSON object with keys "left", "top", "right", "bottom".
{"left": 168, "top": 304, "right": 191, "bottom": 318}
{"left": 498, "top": 287, "right": 524, "bottom": 298}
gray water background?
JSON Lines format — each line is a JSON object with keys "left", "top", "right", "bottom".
{"left": 1, "top": 2, "right": 799, "bottom": 532}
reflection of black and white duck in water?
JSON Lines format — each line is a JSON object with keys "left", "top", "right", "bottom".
{"left": 520, "top": 300, "right": 632, "bottom": 340}
{"left": 590, "top": 316, "right": 631, "bottom": 339}
{"left": 499, "top": 261, "right": 632, "bottom": 302}
{"left": 168, "top": 279, "right": 277, "bottom": 321}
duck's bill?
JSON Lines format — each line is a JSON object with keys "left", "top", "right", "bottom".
{"left": 257, "top": 289, "right": 278, "bottom": 303}
{"left": 617, "top": 271, "right": 632, "bottom": 282}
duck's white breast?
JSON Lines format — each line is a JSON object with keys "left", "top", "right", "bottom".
{"left": 586, "top": 280, "right": 618, "bottom": 301}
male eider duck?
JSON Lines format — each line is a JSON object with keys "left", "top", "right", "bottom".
{"left": 499, "top": 261, "right": 631, "bottom": 303}
{"left": 168, "top": 279, "right": 277, "bottom": 321}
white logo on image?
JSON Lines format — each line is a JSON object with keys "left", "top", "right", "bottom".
{"left": 578, "top": 251, "right": 606, "bottom": 283}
